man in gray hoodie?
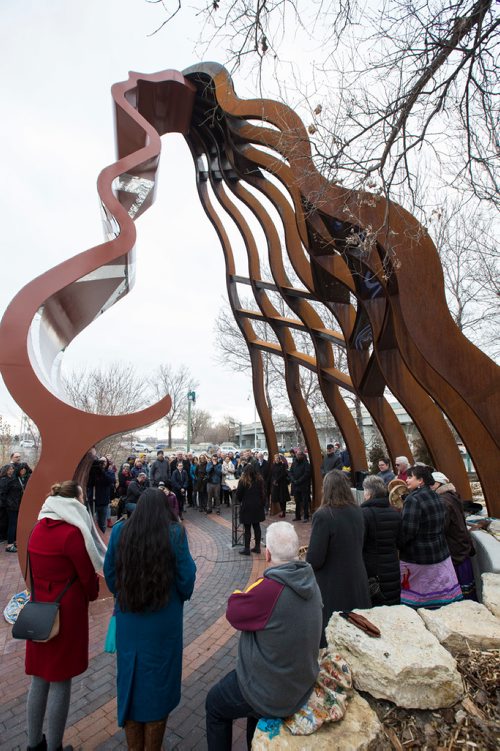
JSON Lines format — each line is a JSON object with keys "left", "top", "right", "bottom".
{"left": 206, "top": 522, "right": 322, "bottom": 750}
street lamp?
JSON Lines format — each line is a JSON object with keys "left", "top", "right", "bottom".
{"left": 186, "top": 390, "right": 196, "bottom": 452}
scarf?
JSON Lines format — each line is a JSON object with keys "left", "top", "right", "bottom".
{"left": 38, "top": 495, "right": 106, "bottom": 573}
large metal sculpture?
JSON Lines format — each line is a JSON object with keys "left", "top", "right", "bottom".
{"left": 1, "top": 64, "right": 498, "bottom": 567}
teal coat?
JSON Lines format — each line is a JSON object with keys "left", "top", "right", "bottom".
{"left": 104, "top": 520, "right": 196, "bottom": 726}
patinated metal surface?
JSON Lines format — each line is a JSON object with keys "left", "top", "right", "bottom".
{"left": 1, "top": 65, "right": 498, "bottom": 570}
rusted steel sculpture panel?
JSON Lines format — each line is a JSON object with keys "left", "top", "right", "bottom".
{"left": 1, "top": 65, "right": 498, "bottom": 570}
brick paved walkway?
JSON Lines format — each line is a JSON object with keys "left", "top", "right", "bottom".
{"left": 0, "top": 508, "right": 312, "bottom": 750}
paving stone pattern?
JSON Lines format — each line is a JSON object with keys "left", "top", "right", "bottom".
{"left": 0, "top": 509, "right": 312, "bottom": 750}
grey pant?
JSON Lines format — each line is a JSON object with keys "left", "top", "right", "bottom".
{"left": 207, "top": 483, "right": 221, "bottom": 512}
{"left": 27, "top": 676, "right": 72, "bottom": 750}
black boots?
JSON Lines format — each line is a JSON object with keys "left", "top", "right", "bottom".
{"left": 27, "top": 738, "right": 47, "bottom": 751}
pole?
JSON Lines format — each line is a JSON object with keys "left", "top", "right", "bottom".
{"left": 187, "top": 396, "right": 192, "bottom": 453}
{"left": 254, "top": 402, "right": 257, "bottom": 448}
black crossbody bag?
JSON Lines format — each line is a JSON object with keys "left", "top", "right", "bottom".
{"left": 12, "top": 550, "right": 77, "bottom": 643}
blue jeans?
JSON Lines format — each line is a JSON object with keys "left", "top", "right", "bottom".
{"left": 206, "top": 670, "right": 259, "bottom": 750}
{"left": 95, "top": 505, "right": 108, "bottom": 533}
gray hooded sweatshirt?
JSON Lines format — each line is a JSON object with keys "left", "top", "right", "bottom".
{"left": 226, "top": 560, "right": 322, "bottom": 717}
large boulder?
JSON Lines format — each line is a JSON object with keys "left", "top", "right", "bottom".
{"left": 251, "top": 692, "right": 383, "bottom": 751}
{"left": 326, "top": 606, "right": 463, "bottom": 709}
{"left": 482, "top": 572, "right": 500, "bottom": 618}
{"left": 418, "top": 600, "right": 500, "bottom": 653}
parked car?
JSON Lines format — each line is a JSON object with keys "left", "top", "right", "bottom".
{"left": 19, "top": 439, "right": 35, "bottom": 448}
{"left": 155, "top": 443, "right": 169, "bottom": 451}
{"left": 132, "top": 442, "right": 153, "bottom": 453}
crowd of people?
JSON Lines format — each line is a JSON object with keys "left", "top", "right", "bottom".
{"left": 13, "top": 439, "right": 479, "bottom": 751}
{"left": 0, "top": 451, "right": 32, "bottom": 553}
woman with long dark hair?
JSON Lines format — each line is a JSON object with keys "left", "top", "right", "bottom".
{"left": 104, "top": 488, "right": 196, "bottom": 750}
{"left": 25, "top": 480, "right": 103, "bottom": 751}
{"left": 400, "top": 465, "right": 462, "bottom": 608}
{"left": 236, "top": 463, "right": 266, "bottom": 555}
{"left": 306, "top": 470, "right": 371, "bottom": 646}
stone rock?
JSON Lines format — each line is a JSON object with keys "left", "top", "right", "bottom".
{"left": 418, "top": 600, "right": 500, "bottom": 653}
{"left": 326, "top": 605, "right": 463, "bottom": 709}
{"left": 251, "top": 692, "right": 383, "bottom": 751}
{"left": 482, "top": 573, "right": 500, "bottom": 618}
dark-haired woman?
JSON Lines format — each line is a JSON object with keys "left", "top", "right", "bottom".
{"left": 104, "top": 488, "right": 196, "bottom": 750}
{"left": 307, "top": 470, "right": 371, "bottom": 647}
{"left": 270, "top": 454, "right": 290, "bottom": 517}
{"left": 26, "top": 480, "right": 103, "bottom": 751}
{"left": 236, "top": 463, "right": 266, "bottom": 555}
{"left": 400, "top": 465, "right": 462, "bottom": 609}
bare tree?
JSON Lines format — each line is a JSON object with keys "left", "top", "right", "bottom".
{"left": 63, "top": 362, "right": 148, "bottom": 415}
{"left": 152, "top": 0, "right": 499, "bottom": 207}
{"left": 0, "top": 416, "right": 13, "bottom": 466}
{"left": 190, "top": 408, "right": 212, "bottom": 443}
{"left": 151, "top": 364, "right": 198, "bottom": 448}
{"left": 427, "top": 197, "right": 499, "bottom": 357}
{"left": 62, "top": 363, "right": 149, "bottom": 456}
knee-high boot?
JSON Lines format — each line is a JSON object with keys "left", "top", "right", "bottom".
{"left": 144, "top": 719, "right": 167, "bottom": 751}
{"left": 124, "top": 720, "right": 145, "bottom": 751}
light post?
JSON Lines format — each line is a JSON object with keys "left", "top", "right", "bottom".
{"left": 254, "top": 401, "right": 257, "bottom": 449}
{"left": 186, "top": 389, "right": 196, "bottom": 452}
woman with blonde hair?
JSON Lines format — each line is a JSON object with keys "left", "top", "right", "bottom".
{"left": 306, "top": 470, "right": 371, "bottom": 646}
{"left": 25, "top": 480, "right": 104, "bottom": 751}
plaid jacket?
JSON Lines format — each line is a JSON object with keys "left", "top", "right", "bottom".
{"left": 399, "top": 486, "right": 450, "bottom": 564}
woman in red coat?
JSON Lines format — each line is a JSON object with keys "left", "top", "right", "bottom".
{"left": 25, "top": 480, "right": 104, "bottom": 751}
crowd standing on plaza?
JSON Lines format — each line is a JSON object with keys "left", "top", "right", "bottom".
{"left": 8, "top": 436, "right": 479, "bottom": 751}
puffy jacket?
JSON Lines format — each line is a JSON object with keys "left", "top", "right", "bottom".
{"left": 361, "top": 496, "right": 402, "bottom": 605}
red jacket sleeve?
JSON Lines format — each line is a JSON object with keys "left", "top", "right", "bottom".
{"left": 63, "top": 526, "right": 100, "bottom": 601}
{"left": 226, "top": 577, "right": 284, "bottom": 632}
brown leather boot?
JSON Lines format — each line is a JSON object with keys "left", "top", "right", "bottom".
{"left": 124, "top": 720, "right": 145, "bottom": 750}
{"left": 144, "top": 719, "right": 167, "bottom": 751}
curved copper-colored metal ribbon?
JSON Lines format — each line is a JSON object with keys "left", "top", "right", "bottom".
{"left": 0, "top": 70, "right": 197, "bottom": 567}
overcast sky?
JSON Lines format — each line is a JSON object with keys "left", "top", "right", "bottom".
{"left": 0, "top": 0, "right": 273, "bottom": 433}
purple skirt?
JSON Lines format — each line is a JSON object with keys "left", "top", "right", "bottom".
{"left": 400, "top": 556, "right": 463, "bottom": 609}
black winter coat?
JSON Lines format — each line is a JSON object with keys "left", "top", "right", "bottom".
{"left": 150, "top": 458, "right": 171, "bottom": 486}
{"left": 236, "top": 479, "right": 266, "bottom": 525}
{"left": 361, "top": 496, "right": 402, "bottom": 605}
{"left": 255, "top": 460, "right": 271, "bottom": 487}
{"left": 270, "top": 462, "right": 290, "bottom": 507}
{"left": 125, "top": 479, "right": 149, "bottom": 504}
{"left": 88, "top": 467, "right": 116, "bottom": 507}
{"left": 290, "top": 458, "right": 311, "bottom": 493}
{"left": 439, "top": 488, "right": 475, "bottom": 565}
{"left": 1, "top": 475, "right": 25, "bottom": 511}
{"left": 306, "top": 504, "right": 371, "bottom": 646}
{"left": 195, "top": 462, "right": 208, "bottom": 492}
{"left": 171, "top": 469, "right": 188, "bottom": 493}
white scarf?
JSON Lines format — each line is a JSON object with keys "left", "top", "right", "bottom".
{"left": 38, "top": 495, "right": 106, "bottom": 573}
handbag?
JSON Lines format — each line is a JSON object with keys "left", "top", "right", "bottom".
{"left": 12, "top": 552, "right": 76, "bottom": 642}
